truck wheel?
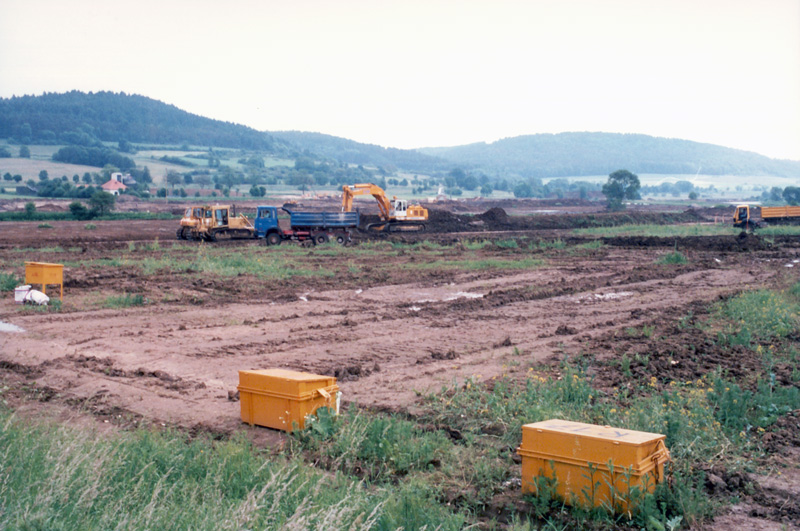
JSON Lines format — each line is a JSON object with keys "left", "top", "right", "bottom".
{"left": 266, "top": 232, "right": 281, "bottom": 246}
{"left": 336, "top": 234, "right": 346, "bottom": 245}
{"left": 314, "top": 234, "right": 329, "bottom": 245}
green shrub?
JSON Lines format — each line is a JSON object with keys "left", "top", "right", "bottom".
{"left": 716, "top": 289, "right": 799, "bottom": 344}
{"left": 657, "top": 251, "right": 687, "bottom": 265}
{"left": 296, "top": 408, "right": 451, "bottom": 482}
{"left": 0, "top": 272, "right": 20, "bottom": 291}
{"left": 495, "top": 238, "right": 519, "bottom": 248}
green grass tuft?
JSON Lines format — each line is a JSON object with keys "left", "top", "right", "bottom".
{"left": 103, "top": 293, "right": 146, "bottom": 308}
{"left": 657, "top": 251, "right": 688, "bottom": 265}
{"left": 0, "top": 272, "right": 21, "bottom": 291}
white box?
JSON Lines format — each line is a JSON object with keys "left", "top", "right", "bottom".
{"left": 14, "top": 285, "right": 31, "bottom": 304}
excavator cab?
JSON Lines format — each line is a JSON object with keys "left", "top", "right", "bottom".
{"left": 391, "top": 198, "right": 408, "bottom": 218}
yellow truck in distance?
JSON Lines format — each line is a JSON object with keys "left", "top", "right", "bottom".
{"left": 733, "top": 204, "right": 800, "bottom": 230}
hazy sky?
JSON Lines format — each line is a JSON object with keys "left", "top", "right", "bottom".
{"left": 1, "top": 0, "right": 798, "bottom": 160}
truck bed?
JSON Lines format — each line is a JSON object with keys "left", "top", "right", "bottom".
{"left": 761, "top": 206, "right": 800, "bottom": 219}
{"left": 289, "top": 211, "right": 359, "bottom": 229}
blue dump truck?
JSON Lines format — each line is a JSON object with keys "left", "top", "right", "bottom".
{"left": 253, "top": 206, "right": 359, "bottom": 246}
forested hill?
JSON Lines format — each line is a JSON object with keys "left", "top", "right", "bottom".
{"left": 418, "top": 133, "right": 800, "bottom": 178}
{"left": 3, "top": 92, "right": 798, "bottom": 178}
{"left": 0, "top": 91, "right": 446, "bottom": 171}
{"left": 0, "top": 91, "right": 274, "bottom": 151}
{"left": 271, "top": 131, "right": 448, "bottom": 172}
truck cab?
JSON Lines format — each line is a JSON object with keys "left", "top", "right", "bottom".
{"left": 733, "top": 205, "right": 750, "bottom": 227}
{"left": 254, "top": 206, "right": 281, "bottom": 238}
{"left": 733, "top": 204, "right": 761, "bottom": 230}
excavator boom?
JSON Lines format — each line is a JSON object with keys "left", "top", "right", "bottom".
{"left": 341, "top": 184, "right": 392, "bottom": 219}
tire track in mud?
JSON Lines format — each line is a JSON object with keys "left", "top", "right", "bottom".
{"left": 334, "top": 266, "right": 776, "bottom": 409}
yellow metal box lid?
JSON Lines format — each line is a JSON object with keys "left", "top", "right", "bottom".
{"left": 238, "top": 369, "right": 337, "bottom": 399}
{"left": 520, "top": 419, "right": 666, "bottom": 471}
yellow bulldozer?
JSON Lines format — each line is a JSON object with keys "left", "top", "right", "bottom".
{"left": 177, "top": 204, "right": 255, "bottom": 241}
{"left": 341, "top": 183, "right": 428, "bottom": 232}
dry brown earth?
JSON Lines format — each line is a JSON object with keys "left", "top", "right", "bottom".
{"left": 1, "top": 201, "right": 798, "bottom": 528}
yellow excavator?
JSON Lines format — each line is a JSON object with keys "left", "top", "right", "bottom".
{"left": 341, "top": 183, "right": 428, "bottom": 232}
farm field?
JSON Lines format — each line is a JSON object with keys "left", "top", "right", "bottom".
{"left": 1, "top": 201, "right": 799, "bottom": 530}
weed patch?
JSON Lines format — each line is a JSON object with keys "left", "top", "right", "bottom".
{"left": 715, "top": 289, "right": 799, "bottom": 345}
{"left": 103, "top": 293, "right": 146, "bottom": 308}
{"left": 657, "top": 251, "right": 688, "bottom": 265}
{"left": 0, "top": 411, "right": 465, "bottom": 530}
{"left": 0, "top": 272, "right": 20, "bottom": 291}
{"left": 295, "top": 408, "right": 451, "bottom": 482}
{"left": 531, "top": 239, "right": 566, "bottom": 250}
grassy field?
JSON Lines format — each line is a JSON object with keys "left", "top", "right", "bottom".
{"left": 3, "top": 278, "right": 798, "bottom": 529}
{"left": 2, "top": 217, "right": 799, "bottom": 528}
{"left": 574, "top": 223, "right": 800, "bottom": 238}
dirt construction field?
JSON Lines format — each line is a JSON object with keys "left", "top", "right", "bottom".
{"left": 1, "top": 201, "right": 799, "bottom": 529}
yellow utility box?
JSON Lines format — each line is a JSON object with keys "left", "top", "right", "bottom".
{"left": 25, "top": 262, "right": 64, "bottom": 301}
{"left": 518, "top": 419, "right": 669, "bottom": 511}
{"left": 238, "top": 369, "right": 339, "bottom": 432}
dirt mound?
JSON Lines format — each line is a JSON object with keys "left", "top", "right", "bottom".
{"left": 477, "top": 207, "right": 509, "bottom": 224}
{"left": 427, "top": 209, "right": 470, "bottom": 232}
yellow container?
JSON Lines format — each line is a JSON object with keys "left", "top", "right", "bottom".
{"left": 237, "top": 369, "right": 339, "bottom": 432}
{"left": 518, "top": 419, "right": 669, "bottom": 511}
{"left": 25, "top": 262, "right": 64, "bottom": 300}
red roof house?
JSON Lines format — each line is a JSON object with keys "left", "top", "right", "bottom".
{"left": 101, "top": 179, "right": 127, "bottom": 195}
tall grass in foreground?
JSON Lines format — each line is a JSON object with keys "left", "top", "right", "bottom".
{"left": 0, "top": 411, "right": 465, "bottom": 531}
{"left": 422, "top": 362, "right": 800, "bottom": 527}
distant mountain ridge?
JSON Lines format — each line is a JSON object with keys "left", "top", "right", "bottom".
{"left": 0, "top": 91, "right": 273, "bottom": 151}
{"left": 419, "top": 133, "right": 800, "bottom": 178}
{"left": 1, "top": 91, "right": 798, "bottom": 179}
